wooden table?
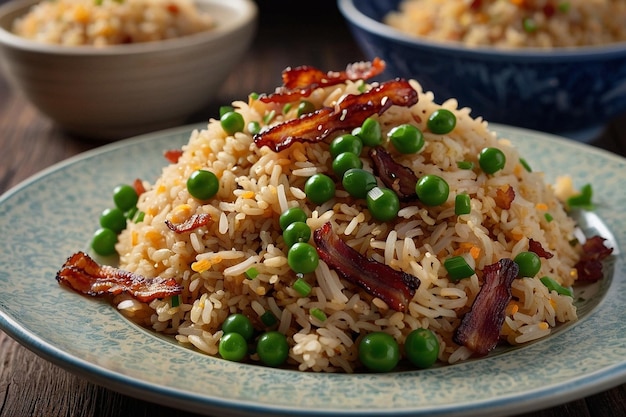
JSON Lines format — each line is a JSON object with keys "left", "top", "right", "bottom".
{"left": 1, "top": 2, "right": 625, "bottom": 416}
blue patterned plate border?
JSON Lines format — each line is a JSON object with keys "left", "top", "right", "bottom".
{"left": 0, "top": 124, "right": 624, "bottom": 417}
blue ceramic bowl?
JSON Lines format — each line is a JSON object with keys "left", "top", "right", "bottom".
{"left": 338, "top": 0, "right": 626, "bottom": 141}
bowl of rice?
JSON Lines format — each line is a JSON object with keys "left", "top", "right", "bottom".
{"left": 0, "top": 0, "right": 257, "bottom": 140}
{"left": 337, "top": 0, "right": 626, "bottom": 141}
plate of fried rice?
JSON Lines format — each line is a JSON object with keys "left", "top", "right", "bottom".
{"left": 0, "top": 61, "right": 624, "bottom": 416}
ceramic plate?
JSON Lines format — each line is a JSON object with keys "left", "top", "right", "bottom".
{"left": 0, "top": 124, "right": 624, "bottom": 417}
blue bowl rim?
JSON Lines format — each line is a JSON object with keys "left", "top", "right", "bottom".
{"left": 337, "top": 0, "right": 626, "bottom": 61}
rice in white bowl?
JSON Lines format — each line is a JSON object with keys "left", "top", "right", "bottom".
{"left": 12, "top": 0, "right": 215, "bottom": 46}
{"left": 107, "top": 67, "right": 592, "bottom": 373}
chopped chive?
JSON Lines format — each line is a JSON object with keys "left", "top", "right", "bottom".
{"left": 457, "top": 160, "right": 474, "bottom": 170}
{"left": 310, "top": 308, "right": 327, "bottom": 322}
{"left": 261, "top": 311, "right": 277, "bottom": 327}
{"left": 558, "top": 2, "right": 571, "bottom": 12}
{"left": 249, "top": 92, "right": 259, "bottom": 100}
{"left": 263, "top": 109, "right": 276, "bottom": 124}
{"left": 125, "top": 206, "right": 138, "bottom": 220}
{"left": 566, "top": 183, "right": 594, "bottom": 210}
{"left": 134, "top": 210, "right": 145, "bottom": 223}
{"left": 544, "top": 212, "right": 554, "bottom": 223}
{"left": 245, "top": 267, "right": 259, "bottom": 280}
{"left": 293, "top": 277, "right": 312, "bottom": 297}
{"left": 523, "top": 17, "right": 537, "bottom": 33}
{"left": 219, "top": 105, "right": 234, "bottom": 117}
{"left": 519, "top": 158, "right": 532, "bottom": 172}
{"left": 444, "top": 255, "right": 475, "bottom": 281}
{"left": 282, "top": 103, "right": 292, "bottom": 114}
{"left": 171, "top": 295, "right": 180, "bottom": 307}
{"left": 357, "top": 80, "right": 367, "bottom": 93}
{"left": 540, "top": 276, "right": 573, "bottom": 297}
{"left": 455, "top": 193, "right": 471, "bottom": 215}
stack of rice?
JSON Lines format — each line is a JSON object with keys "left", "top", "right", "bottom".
{"left": 114, "top": 78, "right": 580, "bottom": 373}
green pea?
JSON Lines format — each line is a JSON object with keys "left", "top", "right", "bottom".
{"left": 287, "top": 242, "right": 319, "bottom": 274}
{"left": 356, "top": 117, "right": 383, "bottom": 147}
{"left": 329, "top": 134, "right": 363, "bottom": 158}
{"left": 283, "top": 221, "right": 311, "bottom": 248}
{"left": 91, "top": 227, "right": 117, "bottom": 256}
{"left": 112, "top": 184, "right": 138, "bottom": 212}
{"left": 99, "top": 207, "right": 127, "bottom": 234}
{"left": 247, "top": 120, "right": 261, "bottom": 135}
{"left": 514, "top": 251, "right": 541, "bottom": 278}
{"left": 332, "top": 152, "right": 363, "bottom": 178}
{"left": 478, "top": 147, "right": 506, "bottom": 174}
{"left": 427, "top": 109, "right": 456, "bottom": 134}
{"left": 187, "top": 169, "right": 219, "bottom": 201}
{"left": 279, "top": 207, "right": 308, "bottom": 231}
{"left": 404, "top": 328, "right": 439, "bottom": 369}
{"left": 388, "top": 124, "right": 425, "bottom": 154}
{"left": 342, "top": 168, "right": 378, "bottom": 199}
{"left": 256, "top": 331, "right": 289, "bottom": 367}
{"left": 304, "top": 174, "right": 335, "bottom": 205}
{"left": 366, "top": 187, "right": 400, "bottom": 222}
{"left": 415, "top": 174, "right": 450, "bottom": 206}
{"left": 297, "top": 100, "right": 316, "bottom": 117}
{"left": 222, "top": 313, "right": 254, "bottom": 341}
{"left": 218, "top": 332, "right": 248, "bottom": 362}
{"left": 220, "top": 111, "right": 245, "bottom": 135}
{"left": 358, "top": 332, "right": 400, "bottom": 373}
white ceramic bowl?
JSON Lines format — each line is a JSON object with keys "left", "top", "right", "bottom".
{"left": 0, "top": 0, "right": 257, "bottom": 140}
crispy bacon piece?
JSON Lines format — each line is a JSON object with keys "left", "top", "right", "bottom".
{"left": 259, "top": 58, "right": 386, "bottom": 104}
{"left": 254, "top": 79, "right": 418, "bottom": 152}
{"left": 164, "top": 149, "right": 183, "bottom": 164}
{"left": 528, "top": 238, "right": 554, "bottom": 259}
{"left": 453, "top": 258, "right": 519, "bottom": 355}
{"left": 165, "top": 213, "right": 213, "bottom": 233}
{"left": 133, "top": 178, "right": 146, "bottom": 196}
{"left": 56, "top": 251, "right": 183, "bottom": 302}
{"left": 494, "top": 185, "right": 515, "bottom": 210}
{"left": 369, "top": 146, "right": 418, "bottom": 201}
{"left": 575, "top": 235, "right": 614, "bottom": 282}
{"left": 313, "top": 222, "right": 420, "bottom": 312}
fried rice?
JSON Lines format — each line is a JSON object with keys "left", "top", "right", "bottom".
{"left": 102, "top": 64, "right": 591, "bottom": 373}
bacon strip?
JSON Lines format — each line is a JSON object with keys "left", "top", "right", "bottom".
{"left": 259, "top": 58, "right": 386, "bottom": 104}
{"left": 494, "top": 185, "right": 515, "bottom": 210}
{"left": 528, "top": 238, "right": 554, "bottom": 259}
{"left": 575, "top": 235, "right": 613, "bottom": 282}
{"left": 165, "top": 213, "right": 213, "bottom": 233}
{"left": 453, "top": 258, "right": 519, "bottom": 355}
{"left": 164, "top": 149, "right": 183, "bottom": 164}
{"left": 56, "top": 251, "right": 183, "bottom": 302}
{"left": 368, "top": 146, "right": 418, "bottom": 201}
{"left": 313, "top": 222, "right": 420, "bottom": 312}
{"left": 254, "top": 79, "right": 418, "bottom": 152}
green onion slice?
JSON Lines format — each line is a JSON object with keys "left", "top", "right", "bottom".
{"left": 455, "top": 193, "right": 471, "bottom": 215}
{"left": 293, "top": 277, "right": 312, "bottom": 297}
{"left": 566, "top": 183, "right": 594, "bottom": 210}
{"left": 310, "top": 308, "right": 327, "bottom": 322}
{"left": 444, "top": 255, "right": 475, "bottom": 281}
{"left": 540, "top": 276, "right": 573, "bottom": 297}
